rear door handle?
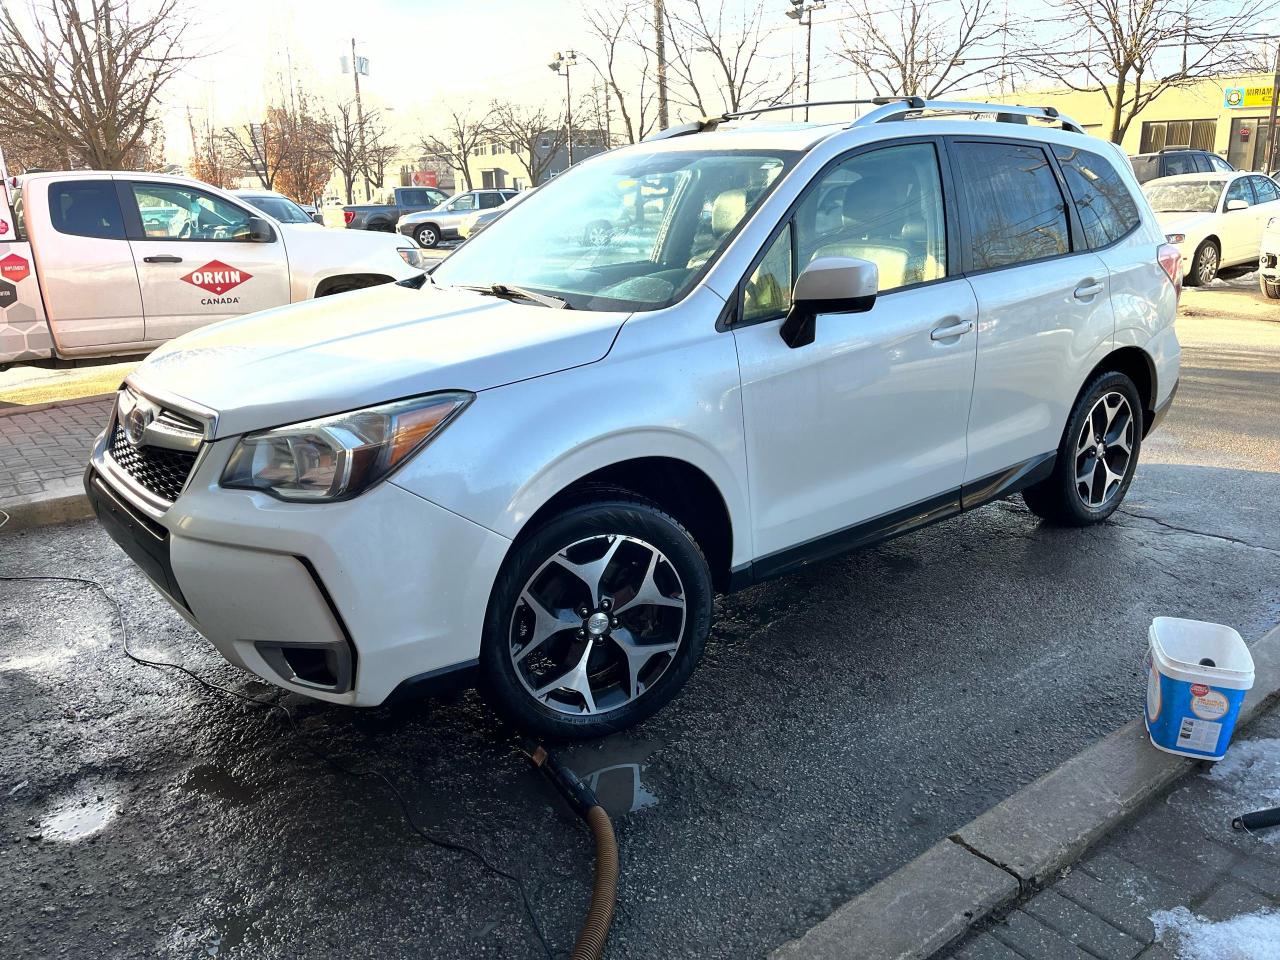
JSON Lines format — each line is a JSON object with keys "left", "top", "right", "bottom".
{"left": 143, "top": 255, "right": 183, "bottom": 264}
{"left": 1074, "top": 280, "right": 1105, "bottom": 299}
{"left": 930, "top": 319, "right": 974, "bottom": 341}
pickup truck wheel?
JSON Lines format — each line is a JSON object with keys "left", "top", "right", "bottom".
{"left": 479, "top": 495, "right": 712, "bottom": 740}
{"left": 414, "top": 224, "right": 440, "bottom": 248}
{"left": 1262, "top": 276, "right": 1280, "bottom": 300}
{"left": 1023, "top": 370, "right": 1144, "bottom": 526}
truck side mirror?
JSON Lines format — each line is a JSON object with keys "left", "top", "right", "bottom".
{"left": 245, "top": 216, "right": 276, "bottom": 242}
{"left": 779, "top": 256, "right": 879, "bottom": 349}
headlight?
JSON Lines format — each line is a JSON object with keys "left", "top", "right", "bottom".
{"left": 221, "top": 393, "right": 471, "bottom": 502}
{"left": 398, "top": 247, "right": 427, "bottom": 268}
{"left": 1165, "top": 233, "right": 1185, "bottom": 244}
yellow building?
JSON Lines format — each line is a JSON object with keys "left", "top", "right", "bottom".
{"left": 999, "top": 73, "right": 1277, "bottom": 170}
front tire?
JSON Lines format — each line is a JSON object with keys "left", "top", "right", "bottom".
{"left": 414, "top": 224, "right": 440, "bottom": 248}
{"left": 479, "top": 495, "right": 712, "bottom": 740}
{"left": 1262, "top": 276, "right": 1280, "bottom": 300}
{"left": 1186, "top": 240, "right": 1219, "bottom": 287}
{"left": 1023, "top": 370, "right": 1144, "bottom": 526}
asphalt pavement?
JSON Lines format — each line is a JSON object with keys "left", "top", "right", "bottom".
{"left": 3, "top": 311, "right": 1280, "bottom": 959}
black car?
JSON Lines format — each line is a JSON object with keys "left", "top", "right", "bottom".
{"left": 1129, "top": 149, "right": 1234, "bottom": 184}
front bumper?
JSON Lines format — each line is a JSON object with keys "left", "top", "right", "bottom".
{"left": 88, "top": 412, "right": 512, "bottom": 706}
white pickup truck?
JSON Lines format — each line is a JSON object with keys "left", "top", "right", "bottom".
{"left": 0, "top": 163, "right": 426, "bottom": 368}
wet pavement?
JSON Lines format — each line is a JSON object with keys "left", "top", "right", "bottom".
{"left": 3, "top": 312, "right": 1280, "bottom": 959}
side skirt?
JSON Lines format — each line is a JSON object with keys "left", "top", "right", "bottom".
{"left": 728, "top": 452, "right": 1056, "bottom": 592}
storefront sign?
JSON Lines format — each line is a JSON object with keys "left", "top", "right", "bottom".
{"left": 1224, "top": 85, "right": 1275, "bottom": 109}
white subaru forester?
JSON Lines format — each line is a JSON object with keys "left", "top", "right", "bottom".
{"left": 88, "top": 99, "right": 1182, "bottom": 739}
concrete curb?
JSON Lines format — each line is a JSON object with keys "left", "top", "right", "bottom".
{"left": 770, "top": 624, "right": 1280, "bottom": 960}
{"left": 0, "top": 477, "right": 91, "bottom": 533}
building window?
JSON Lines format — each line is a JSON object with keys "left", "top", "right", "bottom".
{"left": 1140, "top": 119, "right": 1216, "bottom": 153}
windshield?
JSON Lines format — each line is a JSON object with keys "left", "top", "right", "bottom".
{"left": 1143, "top": 179, "right": 1224, "bottom": 213}
{"left": 243, "top": 195, "right": 313, "bottom": 223}
{"left": 432, "top": 147, "right": 799, "bottom": 310}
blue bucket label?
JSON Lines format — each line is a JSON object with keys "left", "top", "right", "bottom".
{"left": 1145, "top": 654, "right": 1246, "bottom": 759}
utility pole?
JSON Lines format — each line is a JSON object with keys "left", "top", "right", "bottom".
{"left": 654, "top": 0, "right": 669, "bottom": 130}
{"left": 549, "top": 51, "right": 578, "bottom": 166}
{"left": 785, "top": 0, "right": 826, "bottom": 121}
{"left": 1265, "top": 41, "right": 1280, "bottom": 175}
{"left": 350, "top": 38, "right": 370, "bottom": 202}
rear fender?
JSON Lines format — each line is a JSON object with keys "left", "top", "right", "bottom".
{"left": 0, "top": 242, "right": 54, "bottom": 365}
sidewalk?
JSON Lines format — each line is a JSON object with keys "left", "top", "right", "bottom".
{"left": 947, "top": 705, "right": 1280, "bottom": 960}
{"left": 0, "top": 396, "right": 110, "bottom": 512}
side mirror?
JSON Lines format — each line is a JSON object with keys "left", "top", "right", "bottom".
{"left": 1225, "top": 198, "right": 1249, "bottom": 212}
{"left": 779, "top": 256, "right": 878, "bottom": 349}
{"left": 246, "top": 216, "right": 275, "bottom": 242}
{"left": 310, "top": 212, "right": 324, "bottom": 224}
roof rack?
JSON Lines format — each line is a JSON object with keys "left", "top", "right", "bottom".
{"left": 642, "top": 97, "right": 924, "bottom": 141}
{"left": 642, "top": 96, "right": 1086, "bottom": 142}
{"left": 850, "top": 99, "right": 1086, "bottom": 134}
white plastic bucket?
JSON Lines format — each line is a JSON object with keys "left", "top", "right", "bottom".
{"left": 1145, "top": 617, "right": 1254, "bottom": 760}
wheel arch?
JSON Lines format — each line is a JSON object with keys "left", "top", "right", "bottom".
{"left": 314, "top": 273, "right": 395, "bottom": 297}
{"left": 513, "top": 456, "right": 736, "bottom": 594}
{"left": 1082, "top": 346, "right": 1158, "bottom": 435}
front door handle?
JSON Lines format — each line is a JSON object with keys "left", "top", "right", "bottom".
{"left": 143, "top": 255, "right": 183, "bottom": 264}
{"left": 930, "top": 319, "right": 974, "bottom": 341}
{"left": 1074, "top": 280, "right": 1105, "bottom": 300}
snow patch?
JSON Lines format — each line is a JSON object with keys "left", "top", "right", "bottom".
{"left": 1152, "top": 907, "right": 1280, "bottom": 959}
{"left": 1205, "top": 738, "right": 1280, "bottom": 844}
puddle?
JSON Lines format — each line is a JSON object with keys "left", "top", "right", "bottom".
{"left": 39, "top": 783, "right": 120, "bottom": 842}
{"left": 561, "top": 736, "right": 663, "bottom": 820}
{"left": 180, "top": 764, "right": 259, "bottom": 807}
{"left": 163, "top": 896, "right": 251, "bottom": 958}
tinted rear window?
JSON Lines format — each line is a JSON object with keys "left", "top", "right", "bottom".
{"left": 49, "top": 180, "right": 126, "bottom": 239}
{"left": 952, "top": 141, "right": 1070, "bottom": 271}
{"left": 1053, "top": 146, "right": 1142, "bottom": 248}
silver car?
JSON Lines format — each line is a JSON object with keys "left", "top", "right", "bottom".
{"left": 397, "top": 189, "right": 519, "bottom": 247}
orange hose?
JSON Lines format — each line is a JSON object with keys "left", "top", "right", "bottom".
{"left": 569, "top": 805, "right": 618, "bottom": 960}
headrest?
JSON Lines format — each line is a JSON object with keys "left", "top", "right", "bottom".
{"left": 711, "top": 189, "right": 748, "bottom": 236}
{"left": 899, "top": 218, "right": 927, "bottom": 241}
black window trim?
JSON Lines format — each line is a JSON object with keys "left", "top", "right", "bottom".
{"left": 120, "top": 178, "right": 273, "bottom": 243}
{"left": 48, "top": 177, "right": 129, "bottom": 241}
{"left": 722, "top": 134, "right": 961, "bottom": 332}
{"left": 1048, "top": 142, "right": 1144, "bottom": 253}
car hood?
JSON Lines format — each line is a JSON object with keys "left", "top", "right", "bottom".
{"left": 1154, "top": 210, "right": 1215, "bottom": 236}
{"left": 131, "top": 282, "right": 628, "bottom": 438}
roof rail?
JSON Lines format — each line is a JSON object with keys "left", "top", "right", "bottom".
{"left": 851, "top": 99, "right": 1086, "bottom": 134}
{"left": 643, "top": 96, "right": 924, "bottom": 141}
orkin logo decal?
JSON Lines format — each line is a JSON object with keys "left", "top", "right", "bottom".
{"left": 181, "top": 260, "right": 252, "bottom": 295}
{"left": 0, "top": 252, "right": 30, "bottom": 282}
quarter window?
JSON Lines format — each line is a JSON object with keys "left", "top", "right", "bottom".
{"left": 1052, "top": 145, "right": 1142, "bottom": 248}
{"left": 129, "top": 183, "right": 253, "bottom": 240}
{"left": 952, "top": 141, "right": 1070, "bottom": 270}
{"left": 49, "top": 180, "right": 126, "bottom": 240}
{"left": 793, "top": 141, "right": 947, "bottom": 292}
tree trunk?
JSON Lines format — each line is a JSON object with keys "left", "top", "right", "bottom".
{"left": 1109, "top": 74, "right": 1127, "bottom": 144}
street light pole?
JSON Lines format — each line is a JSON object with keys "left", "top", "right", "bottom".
{"left": 785, "top": 1, "right": 826, "bottom": 121}
{"left": 549, "top": 50, "right": 579, "bottom": 166}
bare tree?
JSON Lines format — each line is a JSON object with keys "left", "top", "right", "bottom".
{"left": 489, "top": 101, "right": 568, "bottom": 186}
{"left": 223, "top": 121, "right": 278, "bottom": 189}
{"left": 186, "top": 110, "right": 237, "bottom": 188}
{"left": 270, "top": 93, "right": 332, "bottom": 204}
{"left": 1020, "top": 0, "right": 1276, "bottom": 143}
{"left": 834, "top": 0, "right": 1012, "bottom": 99}
{"left": 323, "top": 101, "right": 364, "bottom": 203}
{"left": 581, "top": 1, "right": 658, "bottom": 144}
{"left": 0, "top": 0, "right": 191, "bottom": 169}
{"left": 664, "top": 0, "right": 788, "bottom": 114}
{"left": 419, "top": 104, "right": 493, "bottom": 191}
{"left": 359, "top": 111, "right": 400, "bottom": 196}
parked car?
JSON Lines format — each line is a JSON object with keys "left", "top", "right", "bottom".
{"left": 0, "top": 169, "right": 425, "bottom": 367}
{"left": 457, "top": 189, "right": 536, "bottom": 240}
{"left": 85, "top": 99, "right": 1180, "bottom": 739}
{"left": 234, "top": 188, "right": 324, "bottom": 225}
{"left": 1143, "top": 171, "right": 1280, "bottom": 285}
{"left": 342, "top": 186, "right": 448, "bottom": 233}
{"left": 397, "top": 189, "right": 519, "bottom": 247}
{"left": 1129, "top": 149, "right": 1234, "bottom": 184}
{"left": 1260, "top": 211, "right": 1280, "bottom": 299}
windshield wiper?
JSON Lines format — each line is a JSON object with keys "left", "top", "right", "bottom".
{"left": 456, "top": 282, "right": 570, "bottom": 309}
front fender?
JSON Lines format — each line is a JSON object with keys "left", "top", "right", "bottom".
{"left": 284, "top": 228, "right": 421, "bottom": 301}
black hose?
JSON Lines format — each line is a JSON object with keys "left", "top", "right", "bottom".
{"left": 1233, "top": 806, "right": 1280, "bottom": 832}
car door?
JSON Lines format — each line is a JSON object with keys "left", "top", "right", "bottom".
{"left": 732, "top": 139, "right": 978, "bottom": 567}
{"left": 1220, "top": 178, "right": 1257, "bottom": 265}
{"left": 948, "top": 138, "right": 1115, "bottom": 486}
{"left": 120, "top": 179, "right": 292, "bottom": 342}
{"left": 31, "top": 178, "right": 145, "bottom": 349}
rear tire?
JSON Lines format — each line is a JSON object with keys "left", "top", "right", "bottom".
{"left": 1023, "top": 370, "right": 1144, "bottom": 526}
{"left": 1185, "top": 240, "right": 1219, "bottom": 287}
{"left": 1262, "top": 276, "right": 1280, "bottom": 300}
{"left": 479, "top": 494, "right": 712, "bottom": 740}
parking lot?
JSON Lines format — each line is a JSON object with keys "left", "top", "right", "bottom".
{"left": 3, "top": 305, "right": 1279, "bottom": 959}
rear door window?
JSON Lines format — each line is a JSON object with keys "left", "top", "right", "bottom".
{"left": 1191, "top": 153, "right": 1212, "bottom": 173}
{"left": 1052, "top": 145, "right": 1142, "bottom": 248}
{"left": 49, "top": 180, "right": 127, "bottom": 239}
{"left": 951, "top": 141, "right": 1070, "bottom": 271}
{"left": 1251, "top": 176, "right": 1279, "bottom": 204}
{"left": 478, "top": 192, "right": 503, "bottom": 209}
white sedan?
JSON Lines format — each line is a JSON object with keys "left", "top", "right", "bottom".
{"left": 1143, "top": 172, "right": 1280, "bottom": 285}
